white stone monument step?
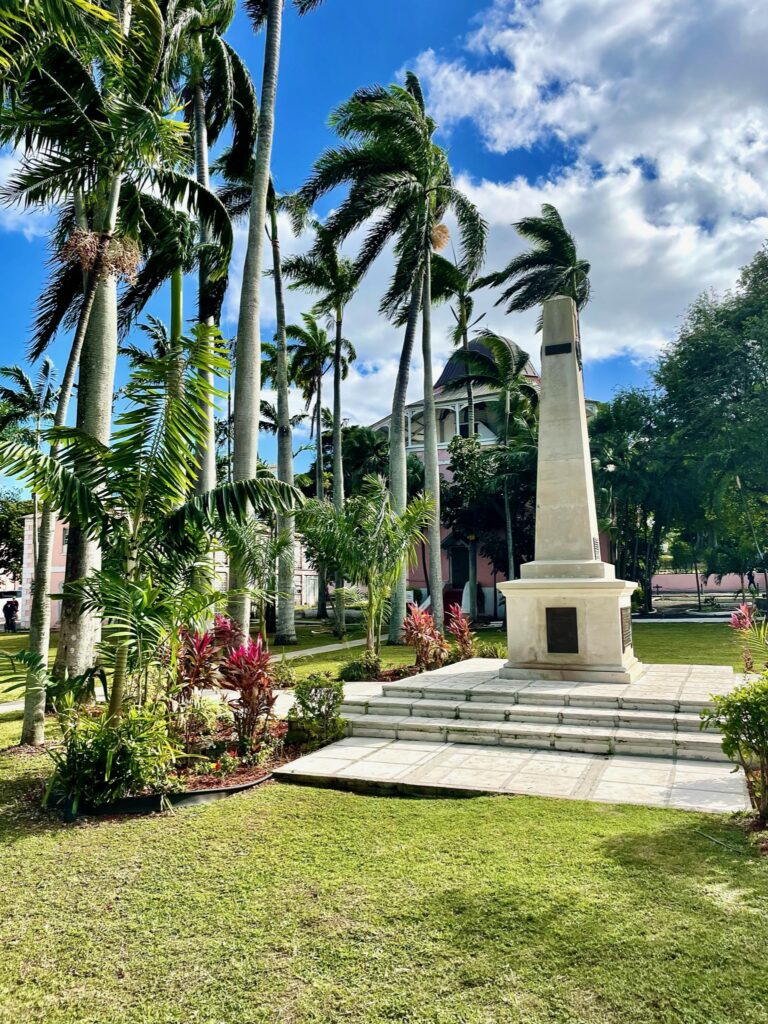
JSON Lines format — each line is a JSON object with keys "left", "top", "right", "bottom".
{"left": 275, "top": 740, "right": 749, "bottom": 813}
{"left": 341, "top": 696, "right": 705, "bottom": 732}
{"left": 342, "top": 713, "right": 729, "bottom": 761}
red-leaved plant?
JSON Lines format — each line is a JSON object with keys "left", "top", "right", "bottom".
{"left": 176, "top": 628, "right": 220, "bottom": 703}
{"left": 218, "top": 636, "right": 276, "bottom": 754}
{"left": 403, "top": 604, "right": 449, "bottom": 671}
{"left": 211, "top": 614, "right": 245, "bottom": 656}
{"left": 446, "top": 603, "right": 476, "bottom": 660}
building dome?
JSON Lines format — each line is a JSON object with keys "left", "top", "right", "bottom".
{"left": 434, "top": 336, "right": 537, "bottom": 391}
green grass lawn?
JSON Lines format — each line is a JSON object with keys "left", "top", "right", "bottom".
{"left": 632, "top": 622, "right": 743, "bottom": 670}
{"left": 0, "top": 620, "right": 763, "bottom": 1022}
{"left": 0, "top": 737, "right": 766, "bottom": 1024}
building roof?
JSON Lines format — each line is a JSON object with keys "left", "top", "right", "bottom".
{"left": 434, "top": 337, "right": 538, "bottom": 392}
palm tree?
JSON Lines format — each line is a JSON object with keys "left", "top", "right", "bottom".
{"left": 163, "top": 0, "right": 256, "bottom": 494}
{"left": 341, "top": 425, "right": 389, "bottom": 495}
{"left": 0, "top": 329, "right": 299, "bottom": 723}
{"left": 430, "top": 253, "right": 488, "bottom": 438}
{"left": 287, "top": 314, "right": 353, "bottom": 621}
{"left": 481, "top": 204, "right": 591, "bottom": 330}
{"left": 0, "top": 360, "right": 59, "bottom": 570}
{"left": 288, "top": 314, "right": 354, "bottom": 505}
{"left": 450, "top": 330, "right": 538, "bottom": 585}
{"left": 229, "top": 0, "right": 327, "bottom": 632}
{"left": 282, "top": 219, "right": 360, "bottom": 636}
{"left": 299, "top": 477, "right": 433, "bottom": 655}
{"left": 0, "top": 3, "right": 230, "bottom": 740}
{"left": 297, "top": 72, "right": 486, "bottom": 635}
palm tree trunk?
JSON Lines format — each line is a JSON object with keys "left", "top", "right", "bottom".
{"left": 468, "top": 537, "right": 478, "bottom": 621}
{"left": 332, "top": 308, "right": 345, "bottom": 638}
{"left": 316, "top": 378, "right": 328, "bottom": 620}
{"left": 503, "top": 476, "right": 515, "bottom": 580}
{"left": 230, "top": 0, "right": 283, "bottom": 632}
{"left": 387, "top": 277, "right": 423, "bottom": 643}
{"left": 269, "top": 201, "right": 297, "bottom": 645}
{"left": 193, "top": 77, "right": 216, "bottom": 495}
{"left": 53, "top": 276, "right": 118, "bottom": 681}
{"left": 22, "top": 173, "right": 122, "bottom": 744}
{"left": 461, "top": 315, "right": 475, "bottom": 438}
{"left": 421, "top": 254, "right": 444, "bottom": 631}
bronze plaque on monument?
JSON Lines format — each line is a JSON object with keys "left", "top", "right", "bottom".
{"left": 621, "top": 606, "right": 632, "bottom": 651}
{"left": 546, "top": 607, "right": 578, "bottom": 654}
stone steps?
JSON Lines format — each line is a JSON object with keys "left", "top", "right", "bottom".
{"left": 342, "top": 710, "right": 727, "bottom": 760}
{"left": 341, "top": 696, "right": 704, "bottom": 731}
{"left": 339, "top": 663, "right": 733, "bottom": 763}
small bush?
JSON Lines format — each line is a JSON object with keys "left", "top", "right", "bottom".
{"left": 446, "top": 603, "right": 476, "bottom": 660}
{"left": 46, "top": 698, "right": 181, "bottom": 813}
{"left": 476, "top": 640, "right": 507, "bottom": 659}
{"left": 288, "top": 673, "right": 345, "bottom": 747}
{"left": 339, "top": 649, "right": 382, "bottom": 682}
{"left": 402, "top": 604, "right": 449, "bottom": 671}
{"left": 271, "top": 655, "right": 298, "bottom": 690}
{"left": 219, "top": 637, "right": 276, "bottom": 755}
{"left": 702, "top": 676, "right": 768, "bottom": 826}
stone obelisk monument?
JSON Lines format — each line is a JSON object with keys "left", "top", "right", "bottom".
{"left": 498, "top": 295, "right": 641, "bottom": 683}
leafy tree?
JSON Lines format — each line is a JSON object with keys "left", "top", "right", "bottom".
{"left": 0, "top": 489, "right": 32, "bottom": 583}
{"left": 299, "top": 477, "right": 432, "bottom": 654}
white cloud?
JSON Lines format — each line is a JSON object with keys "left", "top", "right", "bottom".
{"left": 223, "top": 0, "right": 768, "bottom": 426}
{"left": 0, "top": 153, "right": 53, "bottom": 240}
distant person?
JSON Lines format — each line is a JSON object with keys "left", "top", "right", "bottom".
{"left": 3, "top": 599, "right": 17, "bottom": 633}
{"left": 747, "top": 569, "right": 757, "bottom": 590}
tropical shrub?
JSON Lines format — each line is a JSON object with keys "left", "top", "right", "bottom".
{"left": 701, "top": 677, "right": 768, "bottom": 826}
{"left": 476, "top": 640, "right": 507, "bottom": 659}
{"left": 729, "top": 602, "right": 767, "bottom": 674}
{"left": 45, "top": 698, "right": 181, "bottom": 813}
{"left": 288, "top": 674, "right": 345, "bottom": 746}
{"left": 176, "top": 628, "right": 220, "bottom": 702}
{"left": 403, "top": 604, "right": 449, "bottom": 671}
{"left": 211, "top": 614, "right": 245, "bottom": 656}
{"left": 271, "top": 655, "right": 298, "bottom": 690}
{"left": 446, "top": 603, "right": 476, "bottom": 660}
{"left": 338, "top": 649, "right": 382, "bottom": 682}
{"left": 218, "top": 637, "right": 276, "bottom": 754}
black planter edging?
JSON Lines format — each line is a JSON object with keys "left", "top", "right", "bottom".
{"left": 56, "top": 773, "right": 273, "bottom": 821}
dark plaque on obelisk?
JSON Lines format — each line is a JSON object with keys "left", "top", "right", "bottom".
{"left": 546, "top": 607, "right": 578, "bottom": 654}
{"left": 620, "top": 606, "right": 632, "bottom": 651}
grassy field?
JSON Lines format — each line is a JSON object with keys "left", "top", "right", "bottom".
{"left": 0, "top": 739, "right": 766, "bottom": 1024}
{"left": 0, "top": 620, "right": 763, "bottom": 1023}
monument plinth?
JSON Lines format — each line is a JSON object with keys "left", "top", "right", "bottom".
{"left": 498, "top": 296, "right": 642, "bottom": 684}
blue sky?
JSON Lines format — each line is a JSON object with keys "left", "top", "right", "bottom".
{"left": 2, "top": 0, "right": 767, "bottom": 467}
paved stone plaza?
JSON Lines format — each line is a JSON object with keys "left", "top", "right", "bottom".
{"left": 275, "top": 661, "right": 750, "bottom": 812}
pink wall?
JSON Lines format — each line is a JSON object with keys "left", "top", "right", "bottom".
{"left": 652, "top": 572, "right": 757, "bottom": 594}
{"left": 20, "top": 515, "right": 68, "bottom": 628}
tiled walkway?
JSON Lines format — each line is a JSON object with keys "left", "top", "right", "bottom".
{"left": 276, "top": 736, "right": 750, "bottom": 813}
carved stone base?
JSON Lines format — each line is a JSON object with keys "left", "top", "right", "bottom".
{"left": 498, "top": 575, "right": 643, "bottom": 685}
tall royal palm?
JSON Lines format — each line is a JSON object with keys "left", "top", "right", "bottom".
{"left": 0, "top": 360, "right": 58, "bottom": 569}
{"left": 482, "top": 203, "right": 591, "bottom": 326}
{"left": 0, "top": 2, "right": 229, "bottom": 742}
{"left": 163, "top": 0, "right": 256, "bottom": 493}
{"left": 297, "top": 72, "right": 486, "bottom": 634}
{"left": 283, "top": 219, "right": 360, "bottom": 635}
{"left": 229, "top": 0, "right": 326, "bottom": 631}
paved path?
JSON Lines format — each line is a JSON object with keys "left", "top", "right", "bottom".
{"left": 276, "top": 738, "right": 750, "bottom": 813}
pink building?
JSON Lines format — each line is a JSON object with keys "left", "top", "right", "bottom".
{"left": 19, "top": 514, "right": 69, "bottom": 628}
